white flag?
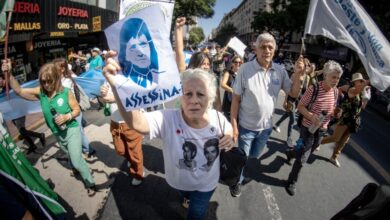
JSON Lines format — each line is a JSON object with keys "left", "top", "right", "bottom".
{"left": 305, "top": 0, "right": 390, "bottom": 91}
{"left": 105, "top": 2, "right": 181, "bottom": 110}
{"left": 227, "top": 37, "right": 247, "bottom": 58}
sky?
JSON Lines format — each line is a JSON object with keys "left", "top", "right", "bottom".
{"left": 198, "top": 0, "right": 242, "bottom": 39}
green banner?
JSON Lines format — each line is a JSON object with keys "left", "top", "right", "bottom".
{"left": 0, "top": 123, "right": 66, "bottom": 218}
{"left": 0, "top": 0, "right": 14, "bottom": 39}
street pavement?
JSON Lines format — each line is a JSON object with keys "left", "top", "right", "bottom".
{"left": 13, "top": 92, "right": 390, "bottom": 220}
{"left": 98, "top": 93, "right": 390, "bottom": 220}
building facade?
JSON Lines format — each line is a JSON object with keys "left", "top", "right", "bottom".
{"left": 214, "top": 0, "right": 271, "bottom": 45}
{"left": 1, "top": 0, "right": 119, "bottom": 83}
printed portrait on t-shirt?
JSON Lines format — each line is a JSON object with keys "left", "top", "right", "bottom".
{"left": 200, "top": 138, "right": 219, "bottom": 171}
{"left": 178, "top": 141, "right": 197, "bottom": 171}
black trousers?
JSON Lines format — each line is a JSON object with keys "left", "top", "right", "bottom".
{"left": 287, "top": 126, "right": 326, "bottom": 184}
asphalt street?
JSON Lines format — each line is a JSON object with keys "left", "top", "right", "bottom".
{"left": 97, "top": 93, "right": 390, "bottom": 220}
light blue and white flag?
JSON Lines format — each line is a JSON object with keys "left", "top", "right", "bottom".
{"left": 0, "top": 80, "right": 41, "bottom": 121}
{"left": 0, "top": 69, "right": 105, "bottom": 121}
{"left": 184, "top": 50, "right": 193, "bottom": 66}
{"left": 105, "top": 1, "right": 181, "bottom": 111}
{"left": 305, "top": 0, "right": 390, "bottom": 91}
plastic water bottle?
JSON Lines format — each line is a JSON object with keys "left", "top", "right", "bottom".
{"left": 361, "top": 86, "right": 371, "bottom": 101}
{"left": 308, "top": 111, "right": 327, "bottom": 134}
{"left": 50, "top": 108, "right": 66, "bottom": 130}
{"left": 295, "top": 138, "right": 304, "bottom": 150}
{"left": 103, "top": 103, "right": 111, "bottom": 116}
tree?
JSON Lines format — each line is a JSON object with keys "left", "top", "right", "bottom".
{"left": 173, "top": 0, "right": 216, "bottom": 25}
{"left": 358, "top": 0, "right": 390, "bottom": 40}
{"left": 214, "top": 23, "right": 238, "bottom": 46}
{"left": 251, "top": 0, "right": 310, "bottom": 52}
{"left": 188, "top": 27, "right": 205, "bottom": 46}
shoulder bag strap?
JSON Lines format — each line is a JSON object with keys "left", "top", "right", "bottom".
{"left": 216, "top": 111, "right": 225, "bottom": 137}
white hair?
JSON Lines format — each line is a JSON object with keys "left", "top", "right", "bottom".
{"left": 323, "top": 60, "right": 343, "bottom": 76}
{"left": 181, "top": 68, "right": 217, "bottom": 109}
{"left": 255, "top": 33, "right": 276, "bottom": 49}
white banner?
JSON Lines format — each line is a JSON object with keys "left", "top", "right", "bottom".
{"left": 227, "top": 37, "right": 247, "bottom": 58}
{"left": 105, "top": 3, "right": 181, "bottom": 111}
{"left": 119, "top": 0, "right": 175, "bottom": 28}
{"left": 304, "top": 0, "right": 390, "bottom": 91}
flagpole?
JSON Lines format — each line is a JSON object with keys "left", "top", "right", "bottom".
{"left": 3, "top": 11, "right": 12, "bottom": 99}
{"left": 300, "top": 37, "right": 306, "bottom": 56}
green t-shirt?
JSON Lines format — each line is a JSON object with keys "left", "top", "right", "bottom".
{"left": 88, "top": 55, "right": 103, "bottom": 70}
{"left": 39, "top": 87, "right": 78, "bottom": 135}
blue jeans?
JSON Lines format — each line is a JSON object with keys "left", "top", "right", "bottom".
{"left": 75, "top": 112, "right": 92, "bottom": 154}
{"left": 238, "top": 126, "right": 272, "bottom": 183}
{"left": 238, "top": 126, "right": 272, "bottom": 158}
{"left": 179, "top": 189, "right": 215, "bottom": 220}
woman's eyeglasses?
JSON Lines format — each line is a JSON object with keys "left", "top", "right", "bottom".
{"left": 41, "top": 79, "right": 53, "bottom": 85}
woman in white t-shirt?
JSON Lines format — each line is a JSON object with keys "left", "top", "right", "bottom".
{"left": 104, "top": 61, "right": 234, "bottom": 219}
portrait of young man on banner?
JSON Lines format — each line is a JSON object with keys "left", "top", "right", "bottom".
{"left": 105, "top": 4, "right": 181, "bottom": 111}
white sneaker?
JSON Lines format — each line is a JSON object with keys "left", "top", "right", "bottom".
{"left": 287, "top": 137, "right": 293, "bottom": 148}
{"left": 274, "top": 126, "right": 281, "bottom": 133}
{"left": 329, "top": 158, "right": 340, "bottom": 167}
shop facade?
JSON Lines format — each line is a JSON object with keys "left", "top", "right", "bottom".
{"left": 0, "top": 0, "right": 118, "bottom": 83}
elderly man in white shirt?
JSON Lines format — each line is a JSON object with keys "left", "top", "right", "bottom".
{"left": 230, "top": 33, "right": 299, "bottom": 197}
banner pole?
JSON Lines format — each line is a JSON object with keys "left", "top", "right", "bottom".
{"left": 300, "top": 37, "right": 306, "bottom": 56}
{"left": 3, "top": 11, "right": 12, "bottom": 99}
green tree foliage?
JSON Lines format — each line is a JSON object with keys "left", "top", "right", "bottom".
{"left": 173, "top": 0, "right": 216, "bottom": 25}
{"left": 251, "top": 0, "right": 310, "bottom": 50}
{"left": 214, "top": 23, "right": 238, "bottom": 46}
{"left": 188, "top": 27, "right": 205, "bottom": 46}
{"left": 251, "top": 0, "right": 389, "bottom": 49}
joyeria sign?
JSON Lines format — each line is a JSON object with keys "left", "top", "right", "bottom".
{"left": 57, "top": 6, "right": 88, "bottom": 18}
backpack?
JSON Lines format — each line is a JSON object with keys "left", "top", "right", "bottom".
{"left": 297, "top": 83, "right": 319, "bottom": 128}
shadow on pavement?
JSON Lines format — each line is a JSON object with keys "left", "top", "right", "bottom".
{"left": 260, "top": 138, "right": 289, "bottom": 161}
{"left": 23, "top": 135, "right": 59, "bottom": 166}
{"left": 89, "top": 141, "right": 119, "bottom": 168}
{"left": 105, "top": 162, "right": 184, "bottom": 219}
{"left": 342, "top": 143, "right": 388, "bottom": 184}
{"left": 243, "top": 157, "right": 287, "bottom": 187}
{"left": 307, "top": 153, "right": 329, "bottom": 164}
{"left": 45, "top": 178, "right": 88, "bottom": 220}
{"left": 142, "top": 144, "right": 165, "bottom": 174}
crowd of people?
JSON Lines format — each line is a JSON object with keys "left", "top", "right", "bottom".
{"left": 0, "top": 15, "right": 374, "bottom": 219}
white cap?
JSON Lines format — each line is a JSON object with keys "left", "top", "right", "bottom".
{"left": 92, "top": 47, "right": 100, "bottom": 53}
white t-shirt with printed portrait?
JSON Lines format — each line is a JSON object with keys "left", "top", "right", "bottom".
{"left": 145, "top": 109, "right": 232, "bottom": 192}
